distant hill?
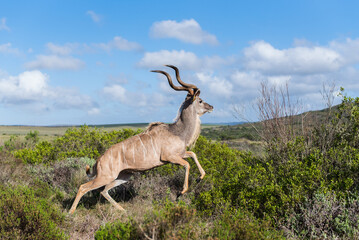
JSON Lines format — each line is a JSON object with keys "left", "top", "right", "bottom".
{"left": 201, "top": 105, "right": 338, "bottom": 142}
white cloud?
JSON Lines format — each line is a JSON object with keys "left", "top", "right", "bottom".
{"left": 231, "top": 71, "right": 264, "bottom": 90}
{"left": 0, "top": 18, "right": 10, "bottom": 31}
{"left": 243, "top": 41, "right": 343, "bottom": 75}
{"left": 46, "top": 42, "right": 78, "bottom": 55}
{"left": 229, "top": 71, "right": 268, "bottom": 100}
{"left": 25, "top": 55, "right": 85, "bottom": 70}
{"left": 267, "top": 75, "right": 292, "bottom": 86}
{"left": 86, "top": 10, "right": 101, "bottom": 23}
{"left": 103, "top": 84, "right": 127, "bottom": 103}
{"left": 0, "top": 70, "right": 49, "bottom": 102}
{"left": 18, "top": 71, "right": 48, "bottom": 95}
{"left": 103, "top": 84, "right": 148, "bottom": 107}
{"left": 139, "top": 50, "right": 200, "bottom": 70}
{"left": 150, "top": 19, "right": 218, "bottom": 45}
{"left": 95, "top": 36, "right": 142, "bottom": 52}
{"left": 138, "top": 50, "right": 230, "bottom": 70}
{"left": 0, "top": 70, "right": 96, "bottom": 111}
{"left": 330, "top": 38, "right": 359, "bottom": 65}
{"left": 52, "top": 89, "right": 95, "bottom": 109}
{"left": 102, "top": 83, "right": 167, "bottom": 109}
{"left": 0, "top": 43, "right": 20, "bottom": 55}
{"left": 88, "top": 107, "right": 100, "bottom": 115}
{"left": 196, "top": 72, "right": 233, "bottom": 98}
{"left": 44, "top": 37, "right": 142, "bottom": 55}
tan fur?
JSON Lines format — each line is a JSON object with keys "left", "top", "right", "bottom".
{"left": 187, "top": 117, "right": 201, "bottom": 149}
{"left": 145, "top": 121, "right": 166, "bottom": 132}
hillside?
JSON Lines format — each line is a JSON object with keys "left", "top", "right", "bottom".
{"left": 201, "top": 105, "right": 339, "bottom": 151}
{"left": 1, "top": 99, "right": 359, "bottom": 239}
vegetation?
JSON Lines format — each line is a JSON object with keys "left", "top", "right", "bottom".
{"left": 1, "top": 88, "right": 359, "bottom": 239}
{"left": 0, "top": 183, "right": 67, "bottom": 240}
{"left": 14, "top": 126, "right": 141, "bottom": 164}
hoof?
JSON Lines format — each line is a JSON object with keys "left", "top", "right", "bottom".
{"left": 176, "top": 192, "right": 182, "bottom": 200}
{"left": 196, "top": 177, "right": 201, "bottom": 183}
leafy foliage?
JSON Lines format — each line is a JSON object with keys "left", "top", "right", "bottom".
{"left": 0, "top": 184, "right": 67, "bottom": 240}
{"left": 95, "top": 219, "right": 141, "bottom": 240}
{"left": 95, "top": 198, "right": 204, "bottom": 240}
{"left": 212, "top": 207, "right": 285, "bottom": 240}
{"left": 284, "top": 191, "right": 359, "bottom": 239}
{"left": 13, "top": 126, "right": 141, "bottom": 164}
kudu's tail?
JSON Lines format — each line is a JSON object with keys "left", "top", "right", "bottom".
{"left": 86, "top": 162, "right": 97, "bottom": 178}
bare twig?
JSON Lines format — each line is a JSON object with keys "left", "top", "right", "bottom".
{"left": 139, "top": 224, "right": 155, "bottom": 240}
{"left": 256, "top": 81, "right": 302, "bottom": 145}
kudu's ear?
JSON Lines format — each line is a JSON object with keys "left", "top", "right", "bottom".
{"left": 192, "top": 89, "right": 201, "bottom": 102}
{"left": 195, "top": 89, "right": 201, "bottom": 97}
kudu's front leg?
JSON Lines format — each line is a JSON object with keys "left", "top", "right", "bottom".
{"left": 184, "top": 151, "right": 205, "bottom": 182}
{"left": 165, "top": 155, "right": 190, "bottom": 198}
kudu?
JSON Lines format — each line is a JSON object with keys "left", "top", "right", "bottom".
{"left": 69, "top": 65, "right": 213, "bottom": 214}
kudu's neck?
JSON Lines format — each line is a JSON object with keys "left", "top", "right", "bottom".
{"left": 170, "top": 101, "right": 200, "bottom": 147}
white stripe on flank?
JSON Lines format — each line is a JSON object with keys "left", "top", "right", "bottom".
{"left": 147, "top": 133, "right": 158, "bottom": 158}
{"left": 138, "top": 135, "right": 146, "bottom": 160}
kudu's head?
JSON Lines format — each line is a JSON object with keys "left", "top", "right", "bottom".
{"left": 151, "top": 65, "right": 213, "bottom": 117}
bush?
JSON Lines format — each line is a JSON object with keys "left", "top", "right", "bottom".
{"left": 14, "top": 141, "right": 55, "bottom": 164}
{"left": 54, "top": 126, "right": 141, "bottom": 160}
{"left": 212, "top": 207, "right": 284, "bottom": 240}
{"left": 2, "top": 135, "right": 23, "bottom": 152}
{"left": 14, "top": 126, "right": 142, "bottom": 164}
{"left": 0, "top": 184, "right": 67, "bottom": 240}
{"left": 192, "top": 136, "right": 290, "bottom": 218}
{"left": 25, "top": 130, "right": 40, "bottom": 145}
{"left": 95, "top": 219, "right": 141, "bottom": 240}
{"left": 283, "top": 191, "right": 359, "bottom": 239}
{"left": 95, "top": 199, "right": 203, "bottom": 240}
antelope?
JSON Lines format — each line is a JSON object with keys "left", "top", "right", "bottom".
{"left": 69, "top": 65, "right": 213, "bottom": 214}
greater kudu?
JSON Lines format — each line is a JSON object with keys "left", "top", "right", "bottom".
{"left": 69, "top": 65, "right": 213, "bottom": 214}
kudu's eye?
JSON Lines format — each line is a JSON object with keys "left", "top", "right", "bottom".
{"left": 199, "top": 100, "right": 203, "bottom": 103}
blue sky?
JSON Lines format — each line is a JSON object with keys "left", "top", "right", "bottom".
{"left": 1, "top": 0, "right": 359, "bottom": 125}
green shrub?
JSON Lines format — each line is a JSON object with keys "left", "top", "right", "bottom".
{"left": 191, "top": 135, "right": 340, "bottom": 221}
{"left": 192, "top": 136, "right": 286, "bottom": 218}
{"left": 283, "top": 191, "right": 359, "bottom": 239}
{"left": 3, "top": 135, "right": 23, "bottom": 152}
{"left": 25, "top": 130, "right": 40, "bottom": 145}
{"left": 54, "top": 126, "right": 141, "bottom": 160}
{"left": 95, "top": 219, "right": 141, "bottom": 240}
{"left": 15, "top": 140, "right": 55, "bottom": 164}
{"left": 14, "top": 126, "right": 141, "bottom": 164}
{"left": 95, "top": 199, "right": 203, "bottom": 240}
{"left": 133, "top": 198, "right": 200, "bottom": 239}
{"left": 212, "top": 207, "right": 284, "bottom": 240}
{"left": 0, "top": 184, "right": 67, "bottom": 240}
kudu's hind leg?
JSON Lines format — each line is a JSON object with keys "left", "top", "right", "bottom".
{"left": 69, "top": 176, "right": 114, "bottom": 214}
{"left": 101, "top": 172, "right": 132, "bottom": 211}
{"left": 184, "top": 151, "right": 205, "bottom": 182}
